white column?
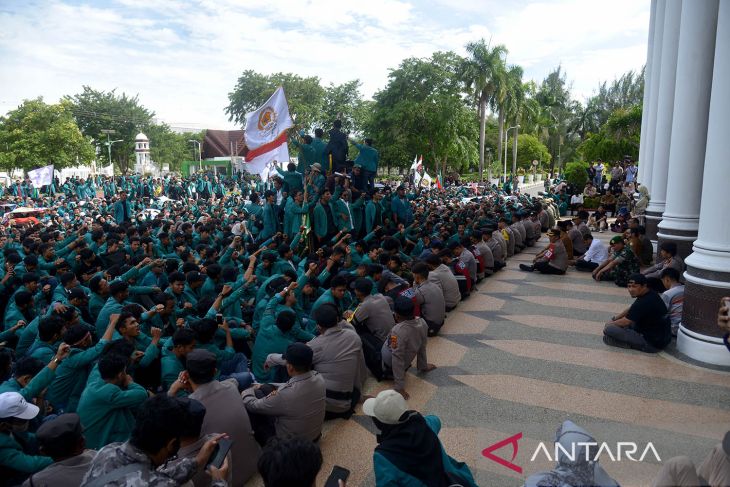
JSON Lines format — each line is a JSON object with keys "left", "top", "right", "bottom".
{"left": 637, "top": 0, "right": 658, "bottom": 184}
{"left": 680, "top": 0, "right": 730, "bottom": 367}
{"left": 639, "top": 0, "right": 666, "bottom": 190}
{"left": 657, "top": 0, "right": 719, "bottom": 256}
{"left": 645, "top": 0, "right": 682, "bottom": 240}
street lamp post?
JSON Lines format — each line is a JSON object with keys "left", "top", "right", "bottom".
{"left": 101, "top": 129, "right": 123, "bottom": 172}
{"left": 189, "top": 140, "right": 202, "bottom": 174}
{"left": 504, "top": 125, "right": 520, "bottom": 183}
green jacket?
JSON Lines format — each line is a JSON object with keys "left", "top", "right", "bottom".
{"left": 353, "top": 143, "right": 379, "bottom": 172}
{"left": 77, "top": 380, "right": 148, "bottom": 449}
{"left": 161, "top": 352, "right": 186, "bottom": 393}
{"left": 312, "top": 201, "right": 336, "bottom": 239}
{"left": 46, "top": 341, "right": 107, "bottom": 412}
{"left": 292, "top": 139, "right": 316, "bottom": 174}
{"left": 0, "top": 433, "right": 52, "bottom": 477}
{"left": 0, "top": 366, "right": 55, "bottom": 401}
{"left": 311, "top": 137, "right": 327, "bottom": 166}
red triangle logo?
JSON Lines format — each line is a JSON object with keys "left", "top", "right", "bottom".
{"left": 481, "top": 432, "right": 523, "bottom": 474}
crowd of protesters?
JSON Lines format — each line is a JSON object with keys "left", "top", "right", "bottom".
{"left": 0, "top": 134, "right": 728, "bottom": 486}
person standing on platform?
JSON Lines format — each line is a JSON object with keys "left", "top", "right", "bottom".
{"left": 324, "top": 120, "right": 348, "bottom": 173}
{"left": 350, "top": 138, "right": 379, "bottom": 192}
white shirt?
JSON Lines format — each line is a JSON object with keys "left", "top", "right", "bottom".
{"left": 583, "top": 238, "right": 609, "bottom": 263}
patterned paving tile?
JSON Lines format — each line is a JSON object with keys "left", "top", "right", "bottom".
{"left": 458, "top": 293, "right": 506, "bottom": 312}
{"left": 452, "top": 374, "right": 730, "bottom": 440}
{"left": 514, "top": 295, "right": 624, "bottom": 313}
{"left": 441, "top": 311, "right": 490, "bottom": 335}
{"left": 426, "top": 336, "right": 469, "bottom": 366}
{"left": 496, "top": 314, "right": 605, "bottom": 336}
{"left": 527, "top": 280, "right": 630, "bottom": 297}
{"left": 482, "top": 340, "right": 730, "bottom": 388}
{"left": 479, "top": 281, "right": 520, "bottom": 294}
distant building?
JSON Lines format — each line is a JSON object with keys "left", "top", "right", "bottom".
{"left": 134, "top": 132, "right": 152, "bottom": 174}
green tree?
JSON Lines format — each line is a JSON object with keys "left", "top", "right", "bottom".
{"left": 576, "top": 68, "right": 644, "bottom": 138}
{"left": 563, "top": 160, "right": 590, "bottom": 187}
{"left": 505, "top": 134, "right": 551, "bottom": 170}
{"left": 65, "top": 86, "right": 155, "bottom": 174}
{"left": 0, "top": 98, "right": 95, "bottom": 172}
{"left": 534, "top": 66, "right": 579, "bottom": 175}
{"left": 319, "top": 80, "right": 367, "bottom": 135}
{"left": 579, "top": 104, "right": 642, "bottom": 162}
{"left": 460, "top": 39, "right": 508, "bottom": 181}
{"left": 146, "top": 124, "right": 203, "bottom": 173}
{"left": 226, "top": 71, "right": 325, "bottom": 131}
{"left": 365, "top": 51, "right": 478, "bottom": 175}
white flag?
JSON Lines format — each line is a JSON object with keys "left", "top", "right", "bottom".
{"left": 421, "top": 171, "right": 432, "bottom": 187}
{"left": 244, "top": 87, "right": 293, "bottom": 179}
{"left": 28, "top": 165, "right": 54, "bottom": 188}
{"left": 410, "top": 155, "right": 419, "bottom": 172}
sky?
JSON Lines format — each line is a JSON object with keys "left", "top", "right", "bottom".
{"left": 0, "top": 0, "right": 650, "bottom": 131}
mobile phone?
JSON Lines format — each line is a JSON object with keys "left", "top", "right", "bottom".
{"left": 206, "top": 438, "right": 233, "bottom": 469}
{"left": 324, "top": 466, "right": 350, "bottom": 487}
{"left": 216, "top": 313, "right": 223, "bottom": 325}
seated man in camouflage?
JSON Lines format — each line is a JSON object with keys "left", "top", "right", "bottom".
{"left": 591, "top": 236, "right": 640, "bottom": 287}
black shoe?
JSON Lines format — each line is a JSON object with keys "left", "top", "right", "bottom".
{"left": 519, "top": 264, "right": 534, "bottom": 272}
{"left": 602, "top": 335, "right": 632, "bottom": 349}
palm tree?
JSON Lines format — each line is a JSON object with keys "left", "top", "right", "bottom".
{"left": 461, "top": 39, "right": 507, "bottom": 181}
{"left": 502, "top": 65, "right": 525, "bottom": 177}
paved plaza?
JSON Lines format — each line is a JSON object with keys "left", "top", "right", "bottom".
{"left": 246, "top": 231, "right": 730, "bottom": 487}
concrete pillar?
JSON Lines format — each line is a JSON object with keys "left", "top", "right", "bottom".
{"left": 679, "top": 0, "right": 730, "bottom": 367}
{"left": 645, "top": 0, "right": 682, "bottom": 242}
{"left": 657, "top": 0, "right": 719, "bottom": 259}
{"left": 637, "top": 0, "right": 658, "bottom": 185}
{"left": 639, "top": 0, "right": 666, "bottom": 191}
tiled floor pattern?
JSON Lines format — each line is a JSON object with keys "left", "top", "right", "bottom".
{"left": 247, "top": 233, "right": 730, "bottom": 487}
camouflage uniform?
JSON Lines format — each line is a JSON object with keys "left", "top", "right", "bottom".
{"left": 80, "top": 441, "right": 227, "bottom": 487}
{"left": 605, "top": 246, "right": 640, "bottom": 287}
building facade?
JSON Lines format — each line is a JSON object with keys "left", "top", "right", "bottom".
{"left": 638, "top": 0, "right": 729, "bottom": 365}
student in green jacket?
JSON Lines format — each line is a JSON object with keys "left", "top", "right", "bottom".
{"left": 76, "top": 353, "right": 149, "bottom": 449}
{"left": 0, "top": 342, "right": 70, "bottom": 402}
{"left": 46, "top": 316, "right": 117, "bottom": 413}
{"left": 160, "top": 328, "right": 197, "bottom": 394}
{"left": 0, "top": 391, "right": 53, "bottom": 484}
{"left": 28, "top": 316, "right": 66, "bottom": 364}
{"left": 312, "top": 188, "right": 338, "bottom": 244}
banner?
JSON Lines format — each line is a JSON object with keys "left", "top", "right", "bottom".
{"left": 28, "top": 164, "right": 54, "bottom": 188}
{"left": 244, "top": 87, "right": 293, "bottom": 180}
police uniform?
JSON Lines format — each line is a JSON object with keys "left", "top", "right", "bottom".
{"left": 415, "top": 280, "right": 445, "bottom": 334}
{"left": 352, "top": 294, "right": 396, "bottom": 342}
{"left": 382, "top": 317, "right": 429, "bottom": 391}
{"left": 241, "top": 370, "right": 326, "bottom": 442}
{"left": 307, "top": 323, "right": 367, "bottom": 414}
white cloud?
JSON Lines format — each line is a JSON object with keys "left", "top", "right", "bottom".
{"left": 0, "top": 0, "right": 650, "bottom": 129}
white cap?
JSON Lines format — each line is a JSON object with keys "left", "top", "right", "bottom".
{"left": 362, "top": 390, "right": 408, "bottom": 425}
{"left": 0, "top": 392, "right": 40, "bottom": 420}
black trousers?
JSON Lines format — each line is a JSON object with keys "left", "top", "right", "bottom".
{"left": 575, "top": 260, "right": 599, "bottom": 272}
{"left": 534, "top": 261, "right": 565, "bottom": 275}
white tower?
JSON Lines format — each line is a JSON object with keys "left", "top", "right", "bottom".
{"left": 134, "top": 133, "right": 150, "bottom": 174}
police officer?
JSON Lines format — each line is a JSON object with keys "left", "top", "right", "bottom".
{"left": 242, "top": 343, "right": 326, "bottom": 444}
{"left": 382, "top": 298, "right": 436, "bottom": 400}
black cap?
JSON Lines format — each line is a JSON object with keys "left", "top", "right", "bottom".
{"left": 627, "top": 273, "right": 647, "bottom": 285}
{"left": 185, "top": 349, "right": 217, "bottom": 375}
{"left": 36, "top": 413, "right": 83, "bottom": 449}
{"left": 394, "top": 296, "right": 414, "bottom": 317}
{"left": 283, "top": 343, "right": 313, "bottom": 368}
{"left": 178, "top": 397, "right": 207, "bottom": 420}
{"left": 313, "top": 303, "right": 339, "bottom": 329}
